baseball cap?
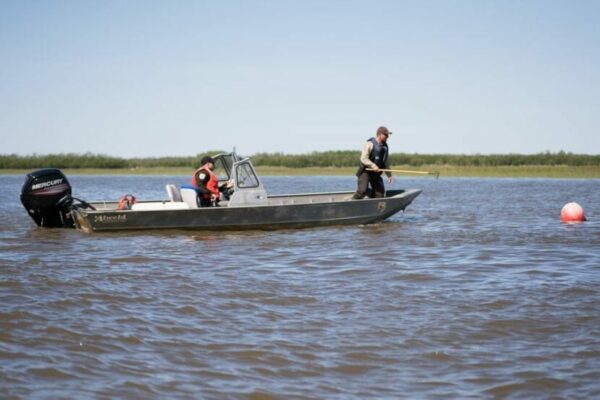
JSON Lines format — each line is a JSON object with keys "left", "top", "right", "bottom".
{"left": 201, "top": 156, "right": 215, "bottom": 165}
{"left": 377, "top": 126, "right": 392, "bottom": 136}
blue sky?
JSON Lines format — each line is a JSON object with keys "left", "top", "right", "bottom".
{"left": 1, "top": 0, "right": 599, "bottom": 157}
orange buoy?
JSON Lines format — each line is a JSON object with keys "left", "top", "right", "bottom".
{"left": 561, "top": 202, "right": 586, "bottom": 223}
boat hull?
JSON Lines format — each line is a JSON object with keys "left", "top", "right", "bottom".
{"left": 72, "top": 189, "right": 422, "bottom": 232}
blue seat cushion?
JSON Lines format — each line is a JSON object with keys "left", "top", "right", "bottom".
{"left": 180, "top": 184, "right": 198, "bottom": 192}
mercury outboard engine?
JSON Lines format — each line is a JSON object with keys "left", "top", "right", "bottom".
{"left": 20, "top": 168, "right": 75, "bottom": 228}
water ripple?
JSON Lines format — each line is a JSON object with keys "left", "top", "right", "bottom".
{"left": 1, "top": 176, "right": 599, "bottom": 398}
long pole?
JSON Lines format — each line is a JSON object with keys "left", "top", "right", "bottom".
{"left": 367, "top": 168, "right": 440, "bottom": 178}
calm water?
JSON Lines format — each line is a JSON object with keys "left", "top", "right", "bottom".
{"left": 1, "top": 174, "right": 599, "bottom": 399}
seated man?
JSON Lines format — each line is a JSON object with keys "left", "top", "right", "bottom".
{"left": 192, "top": 156, "right": 233, "bottom": 207}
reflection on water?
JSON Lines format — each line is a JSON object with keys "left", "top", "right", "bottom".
{"left": 1, "top": 174, "right": 599, "bottom": 399}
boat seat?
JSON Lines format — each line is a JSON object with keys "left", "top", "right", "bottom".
{"left": 165, "top": 184, "right": 182, "bottom": 202}
{"left": 180, "top": 185, "right": 199, "bottom": 209}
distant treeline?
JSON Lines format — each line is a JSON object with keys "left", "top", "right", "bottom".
{"left": 1, "top": 151, "right": 599, "bottom": 169}
{"left": 251, "top": 151, "right": 600, "bottom": 167}
{"left": 0, "top": 153, "right": 205, "bottom": 169}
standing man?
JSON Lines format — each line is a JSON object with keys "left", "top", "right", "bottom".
{"left": 352, "top": 126, "right": 394, "bottom": 199}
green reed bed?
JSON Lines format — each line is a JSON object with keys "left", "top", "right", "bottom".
{"left": 2, "top": 151, "right": 599, "bottom": 177}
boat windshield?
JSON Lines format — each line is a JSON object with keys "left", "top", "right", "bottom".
{"left": 213, "top": 154, "right": 235, "bottom": 180}
{"left": 235, "top": 162, "right": 260, "bottom": 188}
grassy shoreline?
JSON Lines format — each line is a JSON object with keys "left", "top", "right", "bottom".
{"left": 2, "top": 165, "right": 600, "bottom": 178}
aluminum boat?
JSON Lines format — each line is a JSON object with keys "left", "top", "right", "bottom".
{"left": 20, "top": 152, "right": 422, "bottom": 232}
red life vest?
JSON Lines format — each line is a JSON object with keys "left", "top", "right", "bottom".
{"left": 192, "top": 164, "right": 220, "bottom": 200}
{"left": 118, "top": 194, "right": 136, "bottom": 210}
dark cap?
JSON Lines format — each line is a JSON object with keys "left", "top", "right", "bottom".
{"left": 201, "top": 156, "right": 215, "bottom": 165}
{"left": 377, "top": 126, "right": 392, "bottom": 136}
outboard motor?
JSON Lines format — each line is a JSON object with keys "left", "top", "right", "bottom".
{"left": 20, "top": 168, "right": 75, "bottom": 228}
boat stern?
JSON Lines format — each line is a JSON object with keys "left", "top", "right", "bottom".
{"left": 71, "top": 209, "right": 94, "bottom": 233}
